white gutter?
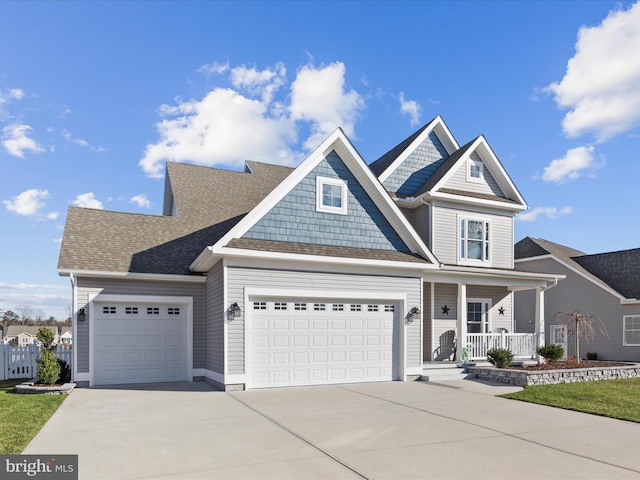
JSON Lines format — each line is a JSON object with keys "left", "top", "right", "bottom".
{"left": 57, "top": 269, "right": 207, "bottom": 283}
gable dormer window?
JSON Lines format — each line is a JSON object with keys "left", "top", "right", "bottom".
{"left": 460, "top": 217, "right": 490, "bottom": 263}
{"left": 467, "top": 159, "right": 483, "bottom": 183}
{"left": 316, "top": 176, "right": 348, "bottom": 215}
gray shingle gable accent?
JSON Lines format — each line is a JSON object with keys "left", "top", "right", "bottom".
{"left": 242, "top": 151, "right": 411, "bottom": 252}
{"left": 381, "top": 131, "right": 449, "bottom": 196}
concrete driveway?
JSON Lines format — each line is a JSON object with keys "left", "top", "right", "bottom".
{"left": 24, "top": 380, "right": 640, "bottom": 479}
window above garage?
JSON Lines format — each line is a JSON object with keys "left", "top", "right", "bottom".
{"left": 316, "top": 176, "right": 348, "bottom": 215}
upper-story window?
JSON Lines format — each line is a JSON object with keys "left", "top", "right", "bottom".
{"left": 467, "top": 159, "right": 484, "bottom": 183}
{"left": 460, "top": 218, "right": 490, "bottom": 263}
{"left": 316, "top": 176, "right": 348, "bottom": 215}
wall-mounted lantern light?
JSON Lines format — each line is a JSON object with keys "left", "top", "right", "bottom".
{"left": 407, "top": 307, "right": 420, "bottom": 322}
{"left": 77, "top": 308, "right": 86, "bottom": 322}
{"left": 228, "top": 302, "right": 241, "bottom": 321}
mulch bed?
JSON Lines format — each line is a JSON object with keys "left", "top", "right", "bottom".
{"left": 507, "top": 360, "right": 629, "bottom": 371}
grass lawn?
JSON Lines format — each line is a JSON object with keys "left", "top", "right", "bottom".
{"left": 501, "top": 377, "right": 640, "bottom": 423}
{"left": 0, "top": 379, "right": 67, "bottom": 454}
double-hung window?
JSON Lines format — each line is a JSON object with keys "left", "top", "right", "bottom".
{"left": 623, "top": 316, "right": 640, "bottom": 346}
{"left": 460, "top": 217, "right": 490, "bottom": 263}
{"left": 316, "top": 176, "right": 348, "bottom": 215}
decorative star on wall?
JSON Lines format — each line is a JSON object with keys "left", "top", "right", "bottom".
{"left": 498, "top": 307, "right": 505, "bottom": 316}
{"left": 442, "top": 305, "right": 449, "bottom": 315}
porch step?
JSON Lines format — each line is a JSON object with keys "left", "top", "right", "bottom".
{"left": 420, "top": 364, "right": 478, "bottom": 382}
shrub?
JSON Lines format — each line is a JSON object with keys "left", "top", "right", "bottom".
{"left": 586, "top": 352, "right": 598, "bottom": 361}
{"left": 37, "top": 349, "right": 61, "bottom": 386}
{"left": 487, "top": 348, "right": 514, "bottom": 368}
{"left": 537, "top": 344, "right": 564, "bottom": 364}
{"left": 36, "top": 327, "right": 56, "bottom": 350}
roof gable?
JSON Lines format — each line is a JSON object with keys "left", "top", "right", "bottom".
{"left": 193, "top": 129, "right": 438, "bottom": 271}
{"left": 242, "top": 150, "right": 411, "bottom": 252}
{"left": 515, "top": 237, "right": 640, "bottom": 300}
{"left": 370, "top": 116, "right": 459, "bottom": 187}
{"left": 413, "top": 136, "right": 527, "bottom": 210}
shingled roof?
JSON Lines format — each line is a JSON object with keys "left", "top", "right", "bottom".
{"left": 58, "top": 161, "right": 293, "bottom": 275}
{"left": 368, "top": 122, "right": 432, "bottom": 177}
{"left": 515, "top": 237, "right": 640, "bottom": 300}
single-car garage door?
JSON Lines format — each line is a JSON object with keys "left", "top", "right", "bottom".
{"left": 93, "top": 302, "right": 189, "bottom": 386}
{"left": 249, "top": 299, "right": 398, "bottom": 389}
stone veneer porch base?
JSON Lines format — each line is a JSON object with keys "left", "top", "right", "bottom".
{"left": 466, "top": 364, "right": 640, "bottom": 387}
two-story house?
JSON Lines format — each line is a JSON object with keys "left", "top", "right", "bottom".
{"left": 58, "top": 116, "right": 560, "bottom": 389}
{"left": 3, "top": 325, "right": 60, "bottom": 346}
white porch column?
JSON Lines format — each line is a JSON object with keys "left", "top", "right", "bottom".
{"left": 456, "top": 283, "right": 467, "bottom": 362}
{"left": 534, "top": 287, "right": 545, "bottom": 362}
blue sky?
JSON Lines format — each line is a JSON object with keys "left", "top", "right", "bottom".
{"left": 1, "top": 1, "right": 639, "bottom": 320}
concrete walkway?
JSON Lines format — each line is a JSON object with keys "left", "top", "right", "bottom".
{"left": 24, "top": 380, "right": 640, "bottom": 479}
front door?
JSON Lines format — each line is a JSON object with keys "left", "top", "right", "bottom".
{"left": 467, "top": 299, "right": 491, "bottom": 334}
{"left": 550, "top": 325, "right": 568, "bottom": 359}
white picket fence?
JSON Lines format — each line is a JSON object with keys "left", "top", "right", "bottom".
{"left": 466, "top": 332, "right": 538, "bottom": 360}
{"left": 0, "top": 344, "right": 72, "bottom": 381}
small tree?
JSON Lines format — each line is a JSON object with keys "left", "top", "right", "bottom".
{"left": 552, "top": 310, "right": 609, "bottom": 364}
{"left": 36, "top": 327, "right": 60, "bottom": 385}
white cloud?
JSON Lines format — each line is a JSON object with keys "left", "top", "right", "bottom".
{"left": 140, "top": 61, "right": 365, "bottom": 178}
{"left": 517, "top": 206, "right": 573, "bottom": 222}
{"left": 399, "top": 92, "right": 421, "bottom": 127}
{"left": 290, "top": 62, "right": 365, "bottom": 149}
{"left": 541, "top": 145, "right": 603, "bottom": 183}
{"left": 546, "top": 2, "right": 640, "bottom": 141}
{"left": 2, "top": 123, "right": 45, "bottom": 158}
{"left": 9, "top": 89, "right": 24, "bottom": 100}
{"left": 3, "top": 189, "right": 50, "bottom": 216}
{"left": 72, "top": 192, "right": 104, "bottom": 209}
{"left": 230, "top": 63, "right": 286, "bottom": 103}
{"left": 61, "top": 129, "right": 89, "bottom": 147}
{"left": 197, "top": 61, "right": 229, "bottom": 77}
{"left": 130, "top": 194, "right": 151, "bottom": 208}
{"left": 46, "top": 211, "right": 59, "bottom": 220}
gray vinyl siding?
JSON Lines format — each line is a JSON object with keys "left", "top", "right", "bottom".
{"left": 226, "top": 266, "right": 422, "bottom": 375}
{"left": 204, "top": 261, "right": 224, "bottom": 373}
{"left": 431, "top": 205, "right": 513, "bottom": 269}
{"left": 432, "top": 283, "right": 458, "bottom": 360}
{"left": 443, "top": 152, "right": 504, "bottom": 197}
{"left": 75, "top": 277, "right": 205, "bottom": 372}
{"left": 467, "top": 285, "right": 512, "bottom": 332}
{"left": 515, "top": 258, "right": 640, "bottom": 361}
{"left": 514, "top": 289, "right": 536, "bottom": 333}
{"left": 411, "top": 204, "right": 431, "bottom": 248}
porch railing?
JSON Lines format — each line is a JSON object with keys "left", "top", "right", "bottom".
{"left": 465, "top": 333, "right": 538, "bottom": 360}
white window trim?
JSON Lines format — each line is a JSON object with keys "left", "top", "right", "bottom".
{"left": 623, "top": 315, "right": 640, "bottom": 346}
{"left": 458, "top": 216, "right": 492, "bottom": 266}
{"left": 316, "top": 176, "right": 348, "bottom": 215}
{"left": 467, "top": 298, "right": 492, "bottom": 333}
{"left": 467, "top": 159, "right": 484, "bottom": 183}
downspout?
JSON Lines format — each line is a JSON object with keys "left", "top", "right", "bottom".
{"left": 69, "top": 273, "right": 76, "bottom": 383}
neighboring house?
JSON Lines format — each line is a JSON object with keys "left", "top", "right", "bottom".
{"left": 58, "top": 116, "right": 560, "bottom": 389}
{"left": 60, "top": 327, "right": 73, "bottom": 345}
{"left": 514, "top": 237, "right": 640, "bottom": 361}
{"left": 3, "top": 325, "right": 59, "bottom": 346}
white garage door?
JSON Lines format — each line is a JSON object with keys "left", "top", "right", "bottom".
{"left": 249, "top": 299, "right": 397, "bottom": 389}
{"left": 93, "top": 302, "right": 188, "bottom": 385}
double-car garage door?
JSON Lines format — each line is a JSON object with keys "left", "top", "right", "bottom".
{"left": 249, "top": 298, "right": 398, "bottom": 389}
{"left": 93, "top": 302, "right": 189, "bottom": 386}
